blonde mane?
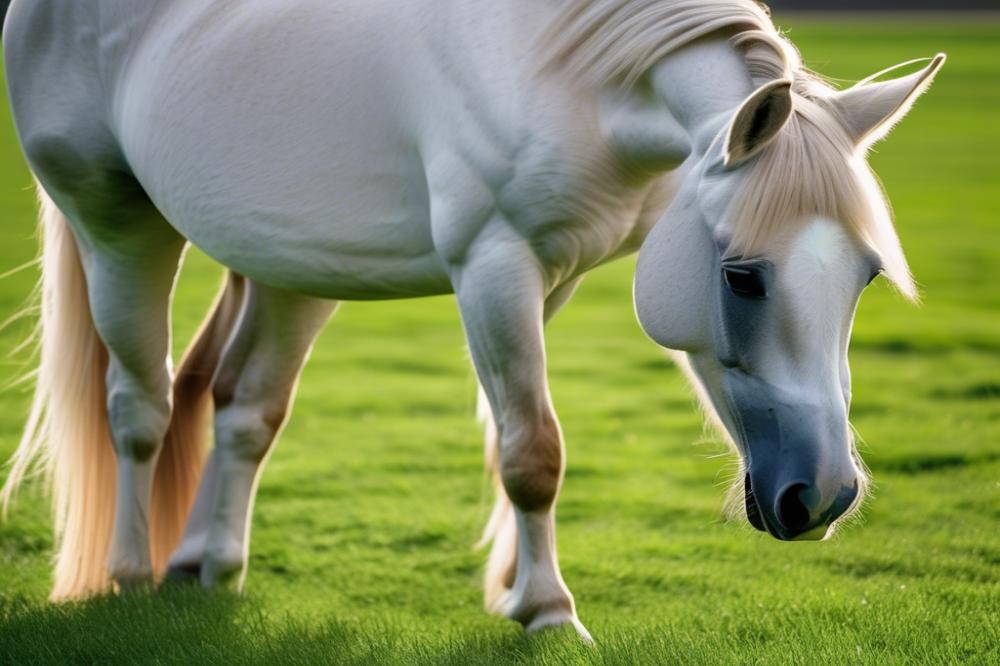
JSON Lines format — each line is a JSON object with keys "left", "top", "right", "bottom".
{"left": 545, "top": 0, "right": 916, "bottom": 299}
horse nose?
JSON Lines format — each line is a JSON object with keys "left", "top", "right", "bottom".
{"left": 774, "top": 480, "right": 859, "bottom": 540}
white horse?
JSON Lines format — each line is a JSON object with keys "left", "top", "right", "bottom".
{"left": 1, "top": 0, "right": 943, "bottom": 638}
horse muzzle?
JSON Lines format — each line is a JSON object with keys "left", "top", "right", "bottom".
{"left": 744, "top": 471, "right": 859, "bottom": 541}
{"left": 724, "top": 374, "right": 861, "bottom": 541}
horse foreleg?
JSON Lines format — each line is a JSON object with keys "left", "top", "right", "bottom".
{"left": 454, "top": 227, "right": 589, "bottom": 640}
{"left": 172, "top": 282, "right": 335, "bottom": 589}
{"left": 478, "top": 277, "right": 583, "bottom": 613}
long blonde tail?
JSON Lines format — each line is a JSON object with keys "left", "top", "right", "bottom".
{"left": 149, "top": 270, "right": 246, "bottom": 577}
{"left": 1, "top": 186, "right": 115, "bottom": 599}
{"left": 476, "top": 387, "right": 518, "bottom": 612}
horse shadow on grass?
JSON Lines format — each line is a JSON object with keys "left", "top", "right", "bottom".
{"left": 0, "top": 583, "right": 604, "bottom": 665}
{"left": 0, "top": 585, "right": 252, "bottom": 664}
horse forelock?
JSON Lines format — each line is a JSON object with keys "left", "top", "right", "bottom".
{"left": 544, "top": 0, "right": 915, "bottom": 300}
{"left": 723, "top": 66, "right": 917, "bottom": 301}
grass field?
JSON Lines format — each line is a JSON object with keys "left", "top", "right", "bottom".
{"left": 0, "top": 17, "right": 997, "bottom": 665}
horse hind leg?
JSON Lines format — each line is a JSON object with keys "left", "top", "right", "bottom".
{"left": 45, "top": 181, "right": 188, "bottom": 588}
{"left": 168, "top": 282, "right": 336, "bottom": 588}
{"left": 88, "top": 229, "right": 189, "bottom": 587}
{"left": 159, "top": 272, "right": 248, "bottom": 582}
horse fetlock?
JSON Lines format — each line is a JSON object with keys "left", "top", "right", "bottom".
{"left": 200, "top": 544, "right": 245, "bottom": 589}
{"left": 108, "top": 551, "right": 154, "bottom": 589}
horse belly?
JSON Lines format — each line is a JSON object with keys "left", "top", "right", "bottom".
{"left": 116, "top": 0, "right": 449, "bottom": 299}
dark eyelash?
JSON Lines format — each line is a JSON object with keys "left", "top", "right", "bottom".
{"left": 723, "top": 264, "right": 767, "bottom": 299}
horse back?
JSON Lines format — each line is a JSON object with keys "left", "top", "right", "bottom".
{"left": 6, "top": 0, "right": 664, "bottom": 298}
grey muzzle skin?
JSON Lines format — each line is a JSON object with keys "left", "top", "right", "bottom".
{"left": 724, "top": 372, "right": 860, "bottom": 540}
{"left": 714, "top": 257, "right": 860, "bottom": 541}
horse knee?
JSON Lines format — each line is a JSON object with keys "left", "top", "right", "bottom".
{"left": 498, "top": 409, "right": 563, "bottom": 512}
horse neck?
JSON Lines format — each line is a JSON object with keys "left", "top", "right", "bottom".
{"left": 648, "top": 34, "right": 757, "bottom": 153}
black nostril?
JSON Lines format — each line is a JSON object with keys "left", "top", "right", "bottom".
{"left": 744, "top": 473, "right": 766, "bottom": 532}
{"left": 776, "top": 483, "right": 812, "bottom": 533}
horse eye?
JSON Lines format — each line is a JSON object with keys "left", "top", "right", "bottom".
{"left": 723, "top": 264, "right": 767, "bottom": 299}
{"left": 866, "top": 268, "right": 883, "bottom": 286}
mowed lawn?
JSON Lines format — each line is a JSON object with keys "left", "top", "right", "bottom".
{"left": 0, "top": 18, "right": 997, "bottom": 665}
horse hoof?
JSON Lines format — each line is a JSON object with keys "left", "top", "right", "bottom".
{"left": 112, "top": 572, "right": 155, "bottom": 593}
{"left": 496, "top": 586, "right": 591, "bottom": 642}
{"left": 525, "top": 610, "right": 593, "bottom": 643}
{"left": 163, "top": 561, "right": 202, "bottom": 584}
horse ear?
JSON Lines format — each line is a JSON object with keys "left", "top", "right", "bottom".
{"left": 831, "top": 54, "right": 945, "bottom": 149}
{"left": 723, "top": 79, "right": 794, "bottom": 167}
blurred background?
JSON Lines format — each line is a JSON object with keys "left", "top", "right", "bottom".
{"left": 0, "top": 2, "right": 996, "bottom": 664}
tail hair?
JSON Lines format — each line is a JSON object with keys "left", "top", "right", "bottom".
{"left": 476, "top": 386, "right": 517, "bottom": 612}
{"left": 1, "top": 185, "right": 116, "bottom": 599}
{"left": 2, "top": 183, "right": 246, "bottom": 598}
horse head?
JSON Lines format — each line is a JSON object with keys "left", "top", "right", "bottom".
{"left": 635, "top": 54, "right": 945, "bottom": 540}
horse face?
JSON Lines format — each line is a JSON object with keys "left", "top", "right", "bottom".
{"left": 696, "top": 214, "right": 876, "bottom": 541}
{"left": 638, "top": 173, "right": 872, "bottom": 540}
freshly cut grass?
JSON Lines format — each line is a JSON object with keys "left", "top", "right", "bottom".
{"left": 0, "top": 19, "right": 997, "bottom": 665}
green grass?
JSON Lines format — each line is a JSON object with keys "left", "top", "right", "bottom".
{"left": 0, "top": 18, "right": 998, "bottom": 665}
